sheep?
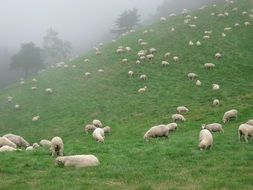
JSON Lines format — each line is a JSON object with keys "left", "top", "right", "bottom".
{"left": 146, "top": 54, "right": 154, "bottom": 60}
{"left": 72, "top": 65, "right": 76, "bottom": 68}
{"left": 222, "top": 109, "right": 238, "bottom": 123}
{"left": 136, "top": 60, "right": 141, "bottom": 64}
{"left": 173, "top": 56, "right": 179, "bottom": 62}
{"left": 212, "top": 84, "right": 220, "bottom": 91}
{"left": 246, "top": 119, "right": 253, "bottom": 126}
{"left": 224, "top": 27, "right": 232, "bottom": 31}
{"left": 215, "top": 53, "right": 222, "bottom": 59}
{"left": 196, "top": 41, "right": 201, "bottom": 46}
{"left": 31, "top": 86, "right": 37, "bottom": 90}
{"left": 0, "top": 137, "right": 17, "bottom": 148}
{"left": 234, "top": 23, "right": 240, "bottom": 27}
{"left": 199, "top": 129, "right": 213, "bottom": 150}
{"left": 189, "top": 41, "right": 194, "bottom": 46}
{"left": 138, "top": 86, "right": 147, "bottom": 93}
{"left": 122, "top": 58, "right": 128, "bottom": 63}
{"left": 144, "top": 125, "right": 170, "bottom": 141}
{"left": 204, "top": 31, "right": 212, "bottom": 35}
{"left": 51, "top": 136, "right": 64, "bottom": 156}
{"left": 161, "top": 61, "right": 169, "bottom": 67}
{"left": 95, "top": 51, "right": 102, "bottom": 55}
{"left": 116, "top": 48, "right": 124, "bottom": 53}
{"left": 128, "top": 70, "right": 134, "bottom": 77}
{"left": 204, "top": 63, "right": 215, "bottom": 70}
{"left": 140, "top": 74, "right": 147, "bottom": 81}
{"left": 3, "top": 133, "right": 29, "bottom": 148}
{"left": 98, "top": 69, "right": 104, "bottom": 73}
{"left": 32, "top": 78, "right": 37, "bottom": 82}
{"left": 102, "top": 126, "right": 111, "bottom": 133}
{"left": 45, "top": 88, "right": 53, "bottom": 94}
{"left": 84, "top": 124, "right": 97, "bottom": 134}
{"left": 14, "top": 104, "right": 20, "bottom": 110}
{"left": 238, "top": 124, "right": 253, "bottom": 142}
{"left": 160, "top": 17, "right": 167, "bottom": 21}
{"left": 0, "top": 145, "right": 17, "bottom": 152}
{"left": 203, "top": 35, "right": 210, "bottom": 39}
{"left": 172, "top": 114, "right": 186, "bottom": 122}
{"left": 33, "top": 143, "right": 40, "bottom": 148}
{"left": 242, "top": 11, "right": 248, "bottom": 16}
{"left": 85, "top": 72, "right": 91, "bottom": 76}
{"left": 26, "top": 146, "right": 34, "bottom": 151}
{"left": 125, "top": 47, "right": 131, "bottom": 52}
{"left": 149, "top": 48, "right": 157, "bottom": 53}
{"left": 196, "top": 80, "right": 202, "bottom": 86}
{"left": 171, "top": 27, "right": 175, "bottom": 32}
{"left": 222, "top": 33, "right": 226, "bottom": 37}
{"left": 210, "top": 13, "right": 215, "bottom": 16}
{"left": 7, "top": 96, "right": 13, "bottom": 103}
{"left": 84, "top": 59, "right": 90, "bottom": 63}
{"left": 177, "top": 106, "right": 189, "bottom": 113}
{"left": 32, "top": 116, "right": 40, "bottom": 121}
{"left": 167, "top": 123, "right": 178, "bottom": 132}
{"left": 202, "top": 123, "right": 224, "bottom": 133}
{"left": 139, "top": 56, "right": 146, "bottom": 61}
{"left": 92, "top": 119, "right": 103, "bottom": 128}
{"left": 164, "top": 52, "right": 171, "bottom": 58}
{"left": 213, "top": 99, "right": 220, "bottom": 107}
{"left": 140, "top": 42, "right": 148, "bottom": 46}
{"left": 244, "top": 22, "right": 251, "bottom": 26}
{"left": 39, "top": 139, "right": 52, "bottom": 147}
{"left": 187, "top": 73, "right": 198, "bottom": 80}
{"left": 55, "top": 155, "right": 99, "bottom": 168}
{"left": 20, "top": 80, "right": 25, "bottom": 85}
{"left": 92, "top": 128, "right": 105, "bottom": 143}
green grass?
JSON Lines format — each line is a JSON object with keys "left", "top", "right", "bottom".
{"left": 1, "top": 0, "right": 253, "bottom": 189}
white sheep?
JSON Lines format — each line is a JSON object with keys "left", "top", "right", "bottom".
{"left": 212, "top": 84, "right": 220, "bottom": 91}
{"left": 173, "top": 56, "right": 179, "bottom": 62}
{"left": 136, "top": 60, "right": 141, "bottom": 64}
{"left": 203, "top": 35, "right": 210, "bottom": 39}
{"left": 138, "top": 86, "right": 147, "bottom": 93}
{"left": 31, "top": 86, "right": 37, "bottom": 90}
{"left": 171, "top": 27, "right": 175, "bottom": 32}
{"left": 14, "top": 104, "right": 20, "bottom": 110}
{"left": 244, "top": 21, "right": 251, "bottom": 26}
{"left": 116, "top": 48, "right": 124, "bottom": 53}
{"left": 51, "top": 136, "right": 64, "bottom": 156}
{"left": 202, "top": 123, "right": 224, "bottom": 133}
{"left": 0, "top": 145, "right": 17, "bottom": 152}
{"left": 32, "top": 116, "right": 40, "bottom": 121}
{"left": 55, "top": 155, "right": 99, "bottom": 168}
{"left": 204, "top": 31, "right": 212, "bottom": 35}
{"left": 84, "top": 59, "right": 90, "bottom": 63}
{"left": 144, "top": 125, "right": 170, "bottom": 141}
{"left": 166, "top": 123, "right": 178, "bottom": 132}
{"left": 160, "top": 17, "right": 167, "bottom": 21}
{"left": 125, "top": 47, "right": 131, "bottom": 52}
{"left": 92, "top": 119, "right": 103, "bottom": 128}
{"left": 26, "top": 146, "right": 34, "bottom": 151}
{"left": 92, "top": 128, "right": 105, "bottom": 143}
{"left": 234, "top": 23, "right": 240, "bottom": 27}
{"left": 0, "top": 137, "right": 17, "bottom": 148}
{"left": 187, "top": 73, "right": 198, "bottom": 80}
{"left": 85, "top": 72, "right": 91, "bottom": 76}
{"left": 33, "top": 143, "right": 40, "bottom": 148}
{"left": 238, "top": 124, "right": 253, "bottom": 142}
{"left": 161, "top": 61, "right": 169, "bottom": 67}
{"left": 172, "top": 114, "right": 186, "bottom": 122}
{"left": 196, "top": 80, "right": 202, "bottom": 86}
{"left": 224, "top": 27, "right": 232, "bottom": 31}
{"left": 213, "top": 99, "right": 220, "bottom": 107}
{"left": 3, "top": 134, "right": 29, "bottom": 148}
{"left": 84, "top": 124, "right": 97, "bottom": 134}
{"left": 246, "top": 119, "right": 253, "bottom": 126}
{"left": 149, "top": 48, "right": 157, "bottom": 53}
{"left": 189, "top": 41, "right": 194, "bottom": 46}
{"left": 102, "top": 126, "right": 111, "bottom": 133}
{"left": 196, "top": 41, "right": 201, "bottom": 46}
{"left": 45, "top": 88, "right": 53, "bottom": 94}
{"left": 98, "top": 69, "right": 104, "bottom": 73}
{"left": 222, "top": 109, "right": 238, "bottom": 123}
{"left": 32, "top": 78, "right": 37, "bottom": 82}
{"left": 199, "top": 129, "right": 213, "bottom": 150}
{"left": 222, "top": 33, "right": 226, "bottom": 37}
{"left": 7, "top": 96, "right": 13, "bottom": 103}
{"left": 128, "top": 71, "right": 134, "bottom": 77}
{"left": 204, "top": 63, "right": 215, "bottom": 70}
{"left": 122, "top": 58, "right": 128, "bottom": 63}
{"left": 39, "top": 139, "right": 52, "bottom": 147}
{"left": 164, "top": 52, "right": 171, "bottom": 58}
{"left": 140, "top": 74, "right": 147, "bottom": 81}
{"left": 177, "top": 106, "right": 189, "bottom": 113}
{"left": 146, "top": 54, "right": 154, "bottom": 60}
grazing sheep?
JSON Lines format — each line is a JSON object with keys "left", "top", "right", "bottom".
{"left": 116, "top": 48, "right": 124, "bottom": 53}
{"left": 202, "top": 123, "right": 224, "bottom": 133}
{"left": 98, "top": 69, "right": 104, "bottom": 73}
{"left": 244, "top": 21, "right": 251, "bottom": 26}
{"left": 32, "top": 78, "right": 37, "bottom": 82}
{"left": 45, "top": 88, "right": 53, "bottom": 94}
{"left": 224, "top": 27, "right": 232, "bottom": 31}
{"left": 173, "top": 56, "right": 179, "bottom": 62}
{"left": 140, "top": 74, "right": 147, "bottom": 81}
{"left": 164, "top": 52, "right": 171, "bottom": 58}
{"left": 84, "top": 124, "right": 97, "bottom": 134}
{"left": 92, "top": 119, "right": 103, "bottom": 128}
{"left": 84, "top": 59, "right": 90, "bottom": 63}
{"left": 136, "top": 60, "right": 141, "bottom": 64}
{"left": 93, "top": 128, "right": 105, "bottom": 143}
{"left": 55, "top": 155, "right": 99, "bottom": 168}
{"left": 31, "top": 86, "right": 37, "bottom": 90}
{"left": 238, "top": 124, "right": 253, "bottom": 142}
{"left": 138, "top": 86, "right": 147, "bottom": 93}
{"left": 161, "top": 61, "right": 169, "bottom": 67}
{"left": 149, "top": 48, "right": 156, "bottom": 54}
{"left": 199, "top": 129, "right": 213, "bottom": 150}
{"left": 234, "top": 23, "right": 240, "bottom": 27}
{"left": 39, "top": 139, "right": 52, "bottom": 147}
{"left": 32, "top": 116, "right": 40, "bottom": 121}
{"left": 128, "top": 70, "right": 134, "bottom": 77}
{"left": 222, "top": 109, "right": 238, "bottom": 123}
{"left": 122, "top": 58, "right": 128, "bottom": 63}
{"left": 33, "top": 143, "right": 40, "bottom": 148}
{"left": 14, "top": 104, "right": 20, "bottom": 110}
{"left": 146, "top": 54, "right": 154, "bottom": 60}
{"left": 204, "top": 63, "right": 215, "bottom": 70}
{"left": 196, "top": 80, "right": 202, "bottom": 86}
{"left": 125, "top": 47, "right": 131, "bottom": 52}
{"left": 85, "top": 72, "right": 91, "bottom": 76}
{"left": 167, "top": 123, "right": 178, "bottom": 132}
{"left": 222, "top": 33, "right": 226, "bottom": 37}
{"left": 0, "top": 137, "right": 17, "bottom": 148}
{"left": 196, "top": 41, "right": 201, "bottom": 46}
{"left": 3, "top": 134, "right": 29, "bottom": 148}
{"left": 102, "top": 126, "right": 111, "bottom": 133}
{"left": 144, "top": 125, "right": 170, "bottom": 141}
{"left": 246, "top": 119, "right": 253, "bottom": 126}
{"left": 189, "top": 41, "right": 194, "bottom": 46}
{"left": 212, "top": 84, "right": 220, "bottom": 91}
{"left": 203, "top": 35, "right": 210, "bottom": 39}
{"left": 7, "top": 96, "right": 13, "bottom": 103}
{"left": 26, "top": 146, "right": 34, "bottom": 151}
{"left": 172, "top": 114, "right": 186, "bottom": 122}
{"left": 187, "top": 73, "right": 198, "bottom": 80}
{"left": 160, "top": 17, "right": 167, "bottom": 21}
{"left": 51, "top": 137, "right": 64, "bottom": 156}
{"left": 213, "top": 99, "right": 220, "bottom": 107}
{"left": 20, "top": 80, "right": 25, "bottom": 85}
{"left": 177, "top": 106, "right": 189, "bottom": 113}
{"left": 0, "top": 145, "right": 17, "bottom": 152}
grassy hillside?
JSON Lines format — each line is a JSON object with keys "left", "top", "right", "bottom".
{"left": 0, "top": 0, "right": 253, "bottom": 189}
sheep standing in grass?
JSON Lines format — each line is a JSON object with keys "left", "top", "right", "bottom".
{"left": 162, "top": 61, "right": 169, "bottom": 67}
{"left": 222, "top": 109, "right": 238, "bottom": 123}
{"left": 187, "top": 73, "right": 198, "bottom": 80}
{"left": 0, "top": 137, "right": 17, "bottom": 148}
{"left": 213, "top": 99, "right": 220, "bottom": 107}
{"left": 204, "top": 63, "right": 215, "bottom": 70}
{"left": 246, "top": 119, "right": 253, "bottom": 126}
{"left": 51, "top": 137, "right": 64, "bottom": 156}
{"left": 215, "top": 53, "right": 222, "bottom": 59}
{"left": 15, "top": 104, "right": 20, "bottom": 110}
{"left": 93, "top": 128, "right": 105, "bottom": 143}
{"left": 140, "top": 74, "right": 147, "bottom": 81}
{"left": 84, "top": 124, "right": 97, "bottom": 134}
{"left": 202, "top": 123, "right": 224, "bottom": 133}
{"left": 172, "top": 114, "right": 186, "bottom": 122}
{"left": 144, "top": 125, "right": 170, "bottom": 141}
{"left": 45, "top": 88, "right": 53, "bottom": 94}
{"left": 173, "top": 56, "right": 179, "bottom": 62}
{"left": 92, "top": 120, "right": 103, "bottom": 128}
{"left": 196, "top": 80, "right": 202, "bottom": 86}
{"left": 7, "top": 96, "right": 13, "bottom": 103}
{"left": 32, "top": 116, "right": 40, "bottom": 121}
{"left": 55, "top": 155, "right": 99, "bottom": 168}
{"left": 0, "top": 145, "right": 17, "bottom": 152}
{"left": 128, "top": 71, "right": 134, "bottom": 77}
{"left": 3, "top": 134, "right": 29, "bottom": 148}
{"left": 167, "top": 123, "right": 178, "bottom": 132}
{"left": 238, "top": 124, "right": 253, "bottom": 142}
{"left": 177, "top": 106, "right": 189, "bottom": 113}
{"left": 138, "top": 86, "right": 147, "bottom": 93}
{"left": 39, "top": 139, "right": 52, "bottom": 147}
{"left": 196, "top": 41, "right": 201, "bottom": 46}
{"left": 212, "top": 84, "right": 220, "bottom": 91}
{"left": 199, "top": 129, "right": 213, "bottom": 150}
{"left": 122, "top": 58, "right": 128, "bottom": 63}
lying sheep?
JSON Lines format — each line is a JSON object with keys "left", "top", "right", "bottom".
{"left": 0, "top": 145, "right": 17, "bottom": 152}
{"left": 204, "top": 63, "right": 215, "bottom": 70}
{"left": 92, "top": 128, "right": 105, "bottom": 143}
{"left": 138, "top": 86, "right": 147, "bottom": 93}
{"left": 39, "top": 139, "right": 52, "bottom": 147}
{"left": 213, "top": 99, "right": 220, "bottom": 107}
{"left": 177, "top": 106, "right": 189, "bottom": 113}
{"left": 55, "top": 155, "right": 99, "bottom": 168}
{"left": 187, "top": 73, "right": 198, "bottom": 80}
{"left": 92, "top": 119, "right": 103, "bottom": 128}
{"left": 199, "top": 129, "right": 213, "bottom": 150}
{"left": 51, "top": 136, "right": 64, "bottom": 156}
{"left": 167, "top": 123, "right": 178, "bottom": 132}
{"left": 212, "top": 84, "right": 220, "bottom": 91}
{"left": 0, "top": 137, "right": 17, "bottom": 148}
{"left": 222, "top": 109, "right": 238, "bottom": 123}
{"left": 172, "top": 114, "right": 186, "bottom": 122}
{"left": 3, "top": 133, "right": 29, "bottom": 148}
{"left": 238, "top": 124, "right": 253, "bottom": 142}
{"left": 144, "top": 125, "right": 170, "bottom": 141}
{"left": 84, "top": 124, "right": 97, "bottom": 134}
{"left": 102, "top": 126, "right": 111, "bottom": 133}
{"left": 202, "top": 123, "right": 224, "bottom": 133}
{"left": 246, "top": 119, "right": 253, "bottom": 126}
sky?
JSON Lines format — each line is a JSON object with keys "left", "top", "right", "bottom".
{"left": 0, "top": 0, "right": 164, "bottom": 51}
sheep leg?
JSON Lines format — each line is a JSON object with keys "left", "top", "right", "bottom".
{"left": 244, "top": 135, "right": 249, "bottom": 143}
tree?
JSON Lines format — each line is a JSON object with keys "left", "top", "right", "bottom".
{"left": 111, "top": 8, "right": 140, "bottom": 36}
{"left": 43, "top": 28, "right": 72, "bottom": 65}
{"left": 10, "top": 42, "right": 44, "bottom": 78}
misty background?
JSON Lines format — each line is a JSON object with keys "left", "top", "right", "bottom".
{"left": 0, "top": 0, "right": 219, "bottom": 88}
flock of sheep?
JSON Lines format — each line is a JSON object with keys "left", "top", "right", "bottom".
{"left": 1, "top": 0, "right": 253, "bottom": 171}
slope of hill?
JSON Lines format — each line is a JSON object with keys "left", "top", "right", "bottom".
{"left": 0, "top": 0, "right": 253, "bottom": 189}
